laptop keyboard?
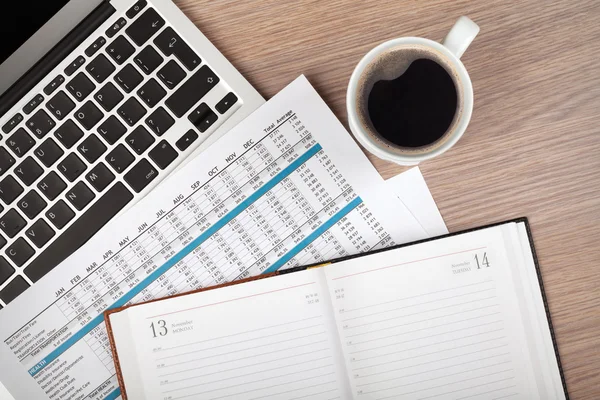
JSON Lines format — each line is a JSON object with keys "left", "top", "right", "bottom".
{"left": 0, "top": 0, "right": 241, "bottom": 306}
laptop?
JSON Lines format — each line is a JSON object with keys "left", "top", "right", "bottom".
{"left": 0, "top": 0, "right": 264, "bottom": 314}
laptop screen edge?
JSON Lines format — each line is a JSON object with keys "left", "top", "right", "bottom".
{"left": 0, "top": 0, "right": 105, "bottom": 97}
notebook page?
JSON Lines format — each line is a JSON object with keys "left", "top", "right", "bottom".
{"left": 323, "top": 226, "right": 542, "bottom": 400}
{"left": 110, "top": 268, "right": 352, "bottom": 400}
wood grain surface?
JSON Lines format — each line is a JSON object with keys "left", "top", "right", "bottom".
{"left": 175, "top": 0, "right": 600, "bottom": 397}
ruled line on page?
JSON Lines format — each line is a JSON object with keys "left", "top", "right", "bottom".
{"left": 413, "top": 378, "right": 516, "bottom": 400}
{"left": 288, "top": 388, "right": 339, "bottom": 400}
{"left": 377, "top": 375, "right": 515, "bottom": 400}
{"left": 162, "top": 363, "right": 334, "bottom": 394}
{"left": 343, "top": 298, "right": 498, "bottom": 330}
{"left": 158, "top": 348, "right": 331, "bottom": 378}
{"left": 455, "top": 385, "right": 519, "bottom": 400}
{"left": 362, "top": 368, "right": 514, "bottom": 396}
{"left": 156, "top": 326, "right": 326, "bottom": 360}
{"left": 146, "top": 281, "right": 317, "bottom": 319}
{"left": 357, "top": 349, "right": 511, "bottom": 380}
{"left": 331, "top": 247, "right": 487, "bottom": 280}
{"left": 159, "top": 340, "right": 329, "bottom": 371}
{"left": 357, "top": 353, "right": 512, "bottom": 386}
{"left": 341, "top": 288, "right": 496, "bottom": 322}
{"left": 352, "top": 329, "right": 506, "bottom": 362}
{"left": 245, "top": 381, "right": 338, "bottom": 400}
{"left": 350, "top": 325, "right": 504, "bottom": 355}
{"left": 346, "top": 307, "right": 502, "bottom": 340}
{"left": 155, "top": 315, "right": 323, "bottom": 352}
{"left": 352, "top": 342, "right": 509, "bottom": 372}
{"left": 171, "top": 374, "right": 337, "bottom": 400}
{"left": 342, "top": 280, "right": 494, "bottom": 313}
{"left": 163, "top": 356, "right": 332, "bottom": 387}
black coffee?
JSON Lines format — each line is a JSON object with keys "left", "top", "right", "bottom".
{"left": 368, "top": 59, "right": 457, "bottom": 147}
{"left": 356, "top": 46, "right": 461, "bottom": 151}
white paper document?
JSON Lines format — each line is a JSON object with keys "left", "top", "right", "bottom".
{"left": 0, "top": 76, "right": 428, "bottom": 399}
{"left": 386, "top": 167, "right": 448, "bottom": 237}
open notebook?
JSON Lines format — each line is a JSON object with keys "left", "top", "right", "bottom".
{"left": 105, "top": 219, "right": 568, "bottom": 400}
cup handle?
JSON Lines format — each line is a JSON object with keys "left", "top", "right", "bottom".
{"left": 442, "top": 16, "right": 480, "bottom": 59}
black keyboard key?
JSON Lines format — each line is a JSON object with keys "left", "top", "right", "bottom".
{"left": 65, "top": 181, "right": 95, "bottom": 211}
{"left": 0, "top": 235, "right": 5, "bottom": 249}
{"left": 35, "top": 138, "right": 64, "bottom": 168}
{"left": 57, "top": 153, "right": 87, "bottom": 182}
{"left": 14, "top": 156, "right": 43, "bottom": 186}
{"left": 43, "top": 75, "right": 65, "bottom": 96}
{"left": 106, "top": 17, "right": 127, "bottom": 38}
{"left": 138, "top": 78, "right": 166, "bottom": 108}
{"left": 37, "top": 171, "right": 67, "bottom": 201}
{"left": 64, "top": 55, "right": 86, "bottom": 76}
{"left": 0, "top": 276, "right": 29, "bottom": 304}
{"left": 0, "top": 257, "right": 13, "bottom": 285}
{"left": 95, "top": 82, "right": 124, "bottom": 111}
{"left": 86, "top": 54, "right": 116, "bottom": 83}
{"left": 26, "top": 109, "right": 55, "bottom": 138}
{"left": 86, "top": 162, "right": 115, "bottom": 192}
{"left": 85, "top": 36, "right": 106, "bottom": 57}
{"left": 176, "top": 129, "right": 198, "bottom": 151}
{"left": 154, "top": 27, "right": 201, "bottom": 70}
{"left": 25, "top": 219, "right": 55, "bottom": 249}
{"left": 216, "top": 92, "right": 238, "bottom": 114}
{"left": 126, "top": 0, "right": 147, "bottom": 18}
{"left": 66, "top": 72, "right": 96, "bottom": 102}
{"left": 0, "top": 148, "right": 16, "bottom": 176}
{"left": 188, "top": 103, "right": 218, "bottom": 133}
{"left": 77, "top": 134, "right": 107, "bottom": 163}
{"left": 126, "top": 125, "right": 154, "bottom": 155}
{"left": 23, "top": 94, "right": 44, "bottom": 114}
{"left": 2, "top": 113, "right": 23, "bottom": 134}
{"left": 125, "top": 8, "right": 165, "bottom": 46}
{"left": 0, "top": 176, "right": 23, "bottom": 204}
{"left": 124, "top": 158, "right": 157, "bottom": 192}
{"left": 27, "top": 183, "right": 133, "bottom": 282}
{"left": 149, "top": 140, "right": 177, "bottom": 170}
{"left": 145, "top": 106, "right": 173, "bottom": 136}
{"left": 46, "top": 91, "right": 75, "bottom": 120}
{"left": 6, "top": 238, "right": 35, "bottom": 267}
{"left": 98, "top": 115, "right": 126, "bottom": 145}
{"left": 134, "top": 46, "right": 163, "bottom": 75}
{"left": 45, "top": 200, "right": 75, "bottom": 229}
{"left": 114, "top": 64, "right": 143, "bottom": 93}
{"left": 74, "top": 101, "right": 104, "bottom": 130}
{"left": 117, "top": 97, "right": 146, "bottom": 126}
{"left": 7, "top": 128, "right": 35, "bottom": 158}
{"left": 157, "top": 60, "right": 186, "bottom": 90}
{"left": 17, "top": 190, "right": 47, "bottom": 219}
{"left": 106, "top": 35, "right": 135, "bottom": 65}
{"left": 55, "top": 119, "right": 84, "bottom": 148}
{"left": 165, "top": 66, "right": 219, "bottom": 118}
{"left": 106, "top": 144, "right": 135, "bottom": 173}
{"left": 0, "top": 209, "right": 26, "bottom": 238}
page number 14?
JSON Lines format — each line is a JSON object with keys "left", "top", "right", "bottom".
{"left": 474, "top": 252, "right": 490, "bottom": 269}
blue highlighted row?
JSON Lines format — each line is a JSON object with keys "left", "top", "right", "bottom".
{"left": 29, "top": 143, "right": 322, "bottom": 377}
{"left": 104, "top": 388, "right": 121, "bottom": 400}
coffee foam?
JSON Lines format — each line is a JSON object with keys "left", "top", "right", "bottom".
{"left": 355, "top": 44, "right": 464, "bottom": 155}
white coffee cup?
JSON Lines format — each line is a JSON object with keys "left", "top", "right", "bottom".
{"left": 347, "top": 17, "right": 480, "bottom": 165}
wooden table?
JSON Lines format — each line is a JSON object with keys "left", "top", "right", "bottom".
{"left": 176, "top": 0, "right": 600, "bottom": 397}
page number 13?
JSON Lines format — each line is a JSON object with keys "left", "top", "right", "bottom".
{"left": 150, "top": 320, "right": 168, "bottom": 338}
{"left": 474, "top": 252, "right": 490, "bottom": 269}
